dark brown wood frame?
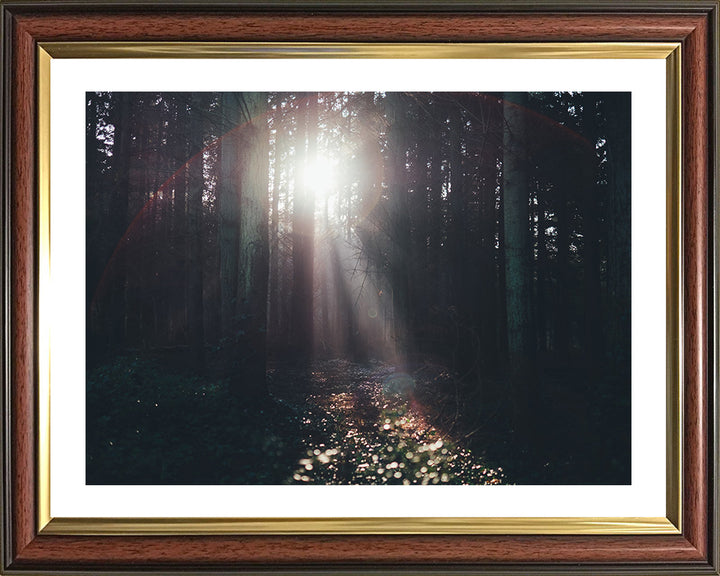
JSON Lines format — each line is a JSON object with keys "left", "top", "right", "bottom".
{"left": 1, "top": 1, "right": 717, "bottom": 574}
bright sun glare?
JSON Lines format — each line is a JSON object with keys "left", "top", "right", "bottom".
{"left": 302, "top": 155, "right": 338, "bottom": 201}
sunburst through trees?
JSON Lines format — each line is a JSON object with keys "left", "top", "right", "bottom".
{"left": 86, "top": 91, "right": 631, "bottom": 486}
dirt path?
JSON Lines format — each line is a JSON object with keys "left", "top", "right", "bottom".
{"left": 269, "top": 359, "right": 508, "bottom": 485}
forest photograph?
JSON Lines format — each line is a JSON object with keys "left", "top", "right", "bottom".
{"left": 86, "top": 90, "right": 631, "bottom": 486}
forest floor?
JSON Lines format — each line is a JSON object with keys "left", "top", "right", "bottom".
{"left": 269, "top": 359, "right": 508, "bottom": 485}
{"left": 87, "top": 355, "right": 508, "bottom": 485}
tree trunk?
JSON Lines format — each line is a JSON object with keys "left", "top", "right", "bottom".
{"left": 235, "top": 92, "right": 270, "bottom": 396}
{"left": 535, "top": 183, "right": 548, "bottom": 354}
{"left": 291, "top": 93, "right": 315, "bottom": 358}
{"left": 219, "top": 93, "right": 241, "bottom": 342}
{"left": 187, "top": 94, "right": 206, "bottom": 373}
{"left": 502, "top": 92, "right": 538, "bottom": 450}
{"left": 448, "top": 101, "right": 470, "bottom": 373}
{"left": 385, "top": 93, "right": 411, "bottom": 360}
{"left": 555, "top": 179, "right": 571, "bottom": 358}
{"left": 268, "top": 100, "right": 282, "bottom": 340}
{"left": 579, "top": 94, "right": 602, "bottom": 378}
{"left": 108, "top": 92, "right": 132, "bottom": 351}
{"left": 478, "top": 136, "right": 501, "bottom": 378}
{"left": 218, "top": 92, "right": 270, "bottom": 398}
{"left": 604, "top": 93, "right": 632, "bottom": 386}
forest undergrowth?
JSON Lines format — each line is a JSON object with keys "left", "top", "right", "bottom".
{"left": 87, "top": 355, "right": 507, "bottom": 485}
{"left": 269, "top": 359, "right": 507, "bottom": 485}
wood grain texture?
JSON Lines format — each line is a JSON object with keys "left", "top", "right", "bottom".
{"left": 10, "top": 534, "right": 707, "bottom": 567}
{"left": 13, "top": 12, "right": 703, "bottom": 42}
{"left": 10, "top": 16, "right": 37, "bottom": 560}
{"left": 681, "top": 12, "right": 710, "bottom": 560}
{"left": 4, "top": 4, "right": 716, "bottom": 573}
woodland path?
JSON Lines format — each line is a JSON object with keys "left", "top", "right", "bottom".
{"left": 268, "top": 359, "right": 507, "bottom": 485}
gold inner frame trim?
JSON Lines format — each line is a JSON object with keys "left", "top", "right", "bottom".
{"left": 41, "top": 516, "right": 677, "bottom": 536}
{"left": 665, "top": 44, "right": 682, "bottom": 532}
{"left": 36, "top": 41, "right": 682, "bottom": 536}
{"left": 37, "top": 46, "right": 52, "bottom": 534}
{"left": 40, "top": 41, "right": 679, "bottom": 59}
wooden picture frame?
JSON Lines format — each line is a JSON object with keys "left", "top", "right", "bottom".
{"left": 1, "top": 1, "right": 717, "bottom": 573}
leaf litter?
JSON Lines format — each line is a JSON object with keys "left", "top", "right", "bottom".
{"left": 269, "top": 359, "right": 508, "bottom": 485}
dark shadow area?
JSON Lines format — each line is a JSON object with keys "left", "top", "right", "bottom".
{"left": 87, "top": 352, "right": 628, "bottom": 485}
{"left": 86, "top": 353, "right": 303, "bottom": 484}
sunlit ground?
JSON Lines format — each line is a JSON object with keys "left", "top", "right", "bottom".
{"left": 270, "top": 359, "right": 508, "bottom": 485}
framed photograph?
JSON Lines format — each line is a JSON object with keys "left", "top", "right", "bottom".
{"left": 1, "top": 1, "right": 717, "bottom": 574}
